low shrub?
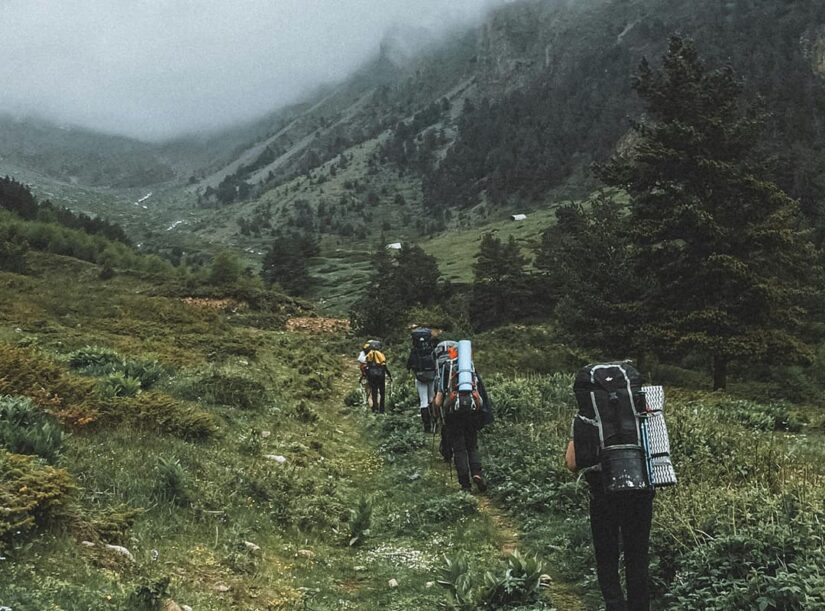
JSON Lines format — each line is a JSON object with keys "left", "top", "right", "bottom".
{"left": 662, "top": 511, "right": 825, "bottom": 610}
{"left": 488, "top": 373, "right": 574, "bottom": 423}
{"left": 108, "top": 392, "right": 219, "bottom": 440}
{"left": 348, "top": 496, "right": 372, "bottom": 546}
{"left": 0, "top": 344, "right": 100, "bottom": 426}
{"left": 152, "top": 457, "right": 192, "bottom": 506}
{"left": 703, "top": 396, "right": 802, "bottom": 432}
{"left": 376, "top": 415, "right": 426, "bottom": 457}
{"left": 0, "top": 449, "right": 75, "bottom": 550}
{"left": 0, "top": 226, "right": 29, "bottom": 274}
{"left": 70, "top": 504, "right": 143, "bottom": 545}
{"left": 436, "top": 550, "right": 551, "bottom": 610}
{"left": 0, "top": 395, "right": 65, "bottom": 462}
{"left": 394, "top": 493, "right": 479, "bottom": 535}
{"left": 238, "top": 466, "right": 345, "bottom": 533}
{"left": 289, "top": 400, "right": 319, "bottom": 424}
{"left": 386, "top": 377, "right": 419, "bottom": 412}
{"left": 126, "top": 576, "right": 171, "bottom": 611}
{"left": 176, "top": 369, "right": 268, "bottom": 410}
{"left": 99, "top": 373, "right": 142, "bottom": 398}
{"left": 68, "top": 345, "right": 167, "bottom": 390}
{"left": 67, "top": 345, "right": 121, "bottom": 371}
{"left": 343, "top": 388, "right": 365, "bottom": 407}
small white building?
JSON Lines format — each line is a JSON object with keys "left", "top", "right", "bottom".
{"left": 511, "top": 213, "right": 527, "bottom": 221}
{"left": 386, "top": 242, "right": 402, "bottom": 250}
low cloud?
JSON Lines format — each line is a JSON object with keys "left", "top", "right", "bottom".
{"left": 0, "top": 0, "right": 506, "bottom": 141}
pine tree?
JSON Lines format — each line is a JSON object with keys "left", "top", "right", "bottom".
{"left": 393, "top": 243, "right": 442, "bottom": 308}
{"left": 534, "top": 194, "right": 641, "bottom": 358}
{"left": 599, "top": 37, "right": 823, "bottom": 389}
{"left": 208, "top": 251, "right": 243, "bottom": 287}
{"left": 471, "top": 234, "right": 530, "bottom": 330}
{"left": 350, "top": 248, "right": 403, "bottom": 337}
{"left": 260, "top": 234, "right": 316, "bottom": 296}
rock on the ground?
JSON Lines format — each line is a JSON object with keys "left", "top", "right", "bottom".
{"left": 388, "top": 578, "right": 399, "bottom": 588}
{"left": 104, "top": 544, "right": 135, "bottom": 562}
{"left": 244, "top": 541, "right": 261, "bottom": 553}
{"left": 214, "top": 584, "right": 230, "bottom": 593}
{"left": 296, "top": 549, "right": 315, "bottom": 559}
{"left": 162, "top": 600, "right": 183, "bottom": 611}
{"left": 80, "top": 540, "right": 95, "bottom": 548}
{"left": 265, "top": 454, "right": 287, "bottom": 463}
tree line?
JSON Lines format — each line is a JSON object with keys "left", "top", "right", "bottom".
{"left": 352, "top": 38, "right": 825, "bottom": 391}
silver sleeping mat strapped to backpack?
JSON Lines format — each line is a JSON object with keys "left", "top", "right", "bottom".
{"left": 641, "top": 385, "right": 677, "bottom": 487}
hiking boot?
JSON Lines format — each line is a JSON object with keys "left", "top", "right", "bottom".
{"left": 472, "top": 474, "right": 488, "bottom": 492}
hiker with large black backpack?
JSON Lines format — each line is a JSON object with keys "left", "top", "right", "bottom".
{"left": 433, "top": 340, "right": 493, "bottom": 492}
{"left": 406, "top": 327, "right": 438, "bottom": 432}
{"left": 565, "top": 361, "right": 676, "bottom": 611}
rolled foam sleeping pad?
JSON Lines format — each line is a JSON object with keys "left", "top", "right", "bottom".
{"left": 457, "top": 340, "right": 473, "bottom": 392}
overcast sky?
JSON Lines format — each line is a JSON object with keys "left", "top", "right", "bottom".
{"left": 0, "top": 0, "right": 506, "bottom": 141}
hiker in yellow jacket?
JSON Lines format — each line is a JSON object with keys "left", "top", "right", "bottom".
{"left": 364, "top": 346, "right": 392, "bottom": 413}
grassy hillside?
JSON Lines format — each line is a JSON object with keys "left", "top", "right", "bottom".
{"left": 1, "top": 243, "right": 824, "bottom": 609}
{"left": 0, "top": 251, "right": 571, "bottom": 610}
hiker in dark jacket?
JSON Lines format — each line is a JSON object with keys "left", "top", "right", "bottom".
{"left": 434, "top": 343, "right": 493, "bottom": 492}
{"left": 566, "top": 439, "right": 654, "bottom": 611}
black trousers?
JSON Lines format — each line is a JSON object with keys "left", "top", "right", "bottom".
{"left": 589, "top": 488, "right": 654, "bottom": 611}
{"left": 444, "top": 414, "right": 482, "bottom": 489}
{"left": 368, "top": 376, "right": 386, "bottom": 412}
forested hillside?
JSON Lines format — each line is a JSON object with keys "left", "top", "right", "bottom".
{"left": 6, "top": 0, "right": 825, "bottom": 261}
{"left": 174, "top": 0, "right": 825, "bottom": 250}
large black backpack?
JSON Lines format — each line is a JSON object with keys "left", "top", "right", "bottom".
{"left": 573, "top": 362, "right": 651, "bottom": 493}
{"left": 409, "top": 328, "right": 436, "bottom": 381}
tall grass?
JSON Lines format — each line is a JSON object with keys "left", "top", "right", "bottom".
{"left": 482, "top": 373, "right": 825, "bottom": 609}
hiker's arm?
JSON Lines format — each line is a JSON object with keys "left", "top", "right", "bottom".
{"left": 565, "top": 439, "right": 577, "bottom": 472}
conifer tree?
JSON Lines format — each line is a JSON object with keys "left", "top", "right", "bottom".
{"left": 393, "top": 243, "right": 442, "bottom": 308}
{"left": 599, "top": 37, "right": 823, "bottom": 389}
{"left": 260, "top": 233, "right": 316, "bottom": 296}
{"left": 350, "top": 248, "right": 403, "bottom": 337}
{"left": 471, "top": 234, "right": 530, "bottom": 330}
{"left": 535, "top": 194, "right": 640, "bottom": 358}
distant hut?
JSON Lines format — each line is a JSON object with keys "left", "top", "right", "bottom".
{"left": 386, "top": 242, "right": 402, "bottom": 250}
{"left": 511, "top": 213, "right": 527, "bottom": 221}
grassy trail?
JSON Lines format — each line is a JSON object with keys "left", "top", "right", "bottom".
{"left": 288, "top": 342, "right": 585, "bottom": 610}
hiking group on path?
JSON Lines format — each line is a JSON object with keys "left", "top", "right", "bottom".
{"left": 358, "top": 329, "right": 492, "bottom": 492}
{"left": 355, "top": 331, "right": 676, "bottom": 611}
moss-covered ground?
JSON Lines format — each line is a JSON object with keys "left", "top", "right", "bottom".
{"left": 0, "top": 252, "right": 568, "bottom": 610}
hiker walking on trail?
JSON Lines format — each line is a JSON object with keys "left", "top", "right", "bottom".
{"left": 565, "top": 362, "right": 655, "bottom": 611}
{"left": 406, "top": 327, "right": 438, "bottom": 432}
{"left": 358, "top": 340, "right": 381, "bottom": 407}
{"left": 364, "top": 344, "right": 392, "bottom": 414}
{"left": 433, "top": 340, "right": 493, "bottom": 492}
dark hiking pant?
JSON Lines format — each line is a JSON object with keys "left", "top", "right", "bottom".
{"left": 444, "top": 414, "right": 482, "bottom": 490}
{"left": 589, "top": 488, "right": 654, "bottom": 611}
{"left": 368, "top": 376, "right": 386, "bottom": 412}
